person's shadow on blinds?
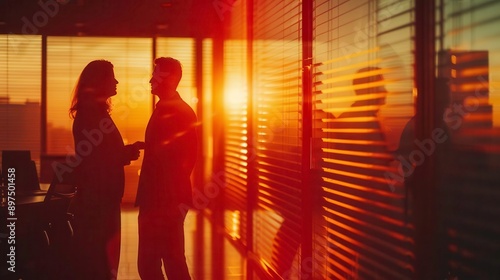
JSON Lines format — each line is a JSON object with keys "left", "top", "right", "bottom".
{"left": 320, "top": 67, "right": 397, "bottom": 279}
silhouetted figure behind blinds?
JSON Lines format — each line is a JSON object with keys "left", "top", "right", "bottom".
{"left": 321, "top": 67, "right": 407, "bottom": 279}
{"left": 397, "top": 78, "right": 452, "bottom": 279}
{"left": 70, "top": 60, "right": 142, "bottom": 280}
{"left": 135, "top": 57, "right": 198, "bottom": 280}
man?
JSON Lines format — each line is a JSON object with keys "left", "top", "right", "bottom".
{"left": 135, "top": 57, "right": 198, "bottom": 280}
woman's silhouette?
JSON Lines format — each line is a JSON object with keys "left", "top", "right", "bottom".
{"left": 70, "top": 60, "right": 142, "bottom": 279}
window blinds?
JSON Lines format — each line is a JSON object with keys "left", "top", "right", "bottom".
{"left": 222, "top": 39, "right": 249, "bottom": 243}
{"left": 312, "top": 1, "right": 415, "bottom": 279}
{"left": 0, "top": 35, "right": 42, "bottom": 166}
{"left": 253, "top": 0, "right": 303, "bottom": 277}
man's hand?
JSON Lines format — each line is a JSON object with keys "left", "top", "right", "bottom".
{"left": 125, "top": 141, "right": 145, "bottom": 162}
{"left": 133, "top": 141, "right": 146, "bottom": 150}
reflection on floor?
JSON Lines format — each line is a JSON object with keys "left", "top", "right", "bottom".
{"left": 117, "top": 205, "right": 244, "bottom": 280}
{"left": 118, "top": 205, "right": 140, "bottom": 280}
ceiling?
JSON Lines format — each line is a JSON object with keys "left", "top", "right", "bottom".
{"left": 0, "top": 0, "right": 222, "bottom": 38}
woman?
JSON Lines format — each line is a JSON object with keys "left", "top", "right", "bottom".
{"left": 69, "top": 60, "right": 142, "bottom": 279}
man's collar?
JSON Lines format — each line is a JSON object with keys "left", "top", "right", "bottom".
{"left": 156, "top": 91, "right": 181, "bottom": 106}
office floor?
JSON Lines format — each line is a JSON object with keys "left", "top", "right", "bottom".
{"left": 117, "top": 205, "right": 197, "bottom": 280}
{"left": 117, "top": 205, "right": 140, "bottom": 280}
{"left": 117, "top": 205, "right": 245, "bottom": 280}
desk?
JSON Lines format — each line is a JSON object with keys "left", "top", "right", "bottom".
{"left": 0, "top": 184, "right": 73, "bottom": 279}
{"left": 0, "top": 184, "right": 68, "bottom": 227}
{"left": 1, "top": 194, "right": 44, "bottom": 207}
{"left": 0, "top": 183, "right": 50, "bottom": 206}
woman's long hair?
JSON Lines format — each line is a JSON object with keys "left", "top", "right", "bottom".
{"left": 70, "top": 60, "right": 114, "bottom": 118}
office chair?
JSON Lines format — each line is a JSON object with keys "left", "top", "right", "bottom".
{"left": 38, "top": 171, "right": 78, "bottom": 279}
{"left": 43, "top": 171, "right": 77, "bottom": 243}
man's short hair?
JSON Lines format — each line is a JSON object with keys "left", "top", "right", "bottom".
{"left": 154, "top": 57, "right": 183, "bottom": 84}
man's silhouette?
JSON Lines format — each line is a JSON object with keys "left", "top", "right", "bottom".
{"left": 135, "top": 57, "right": 198, "bottom": 280}
{"left": 321, "top": 67, "right": 407, "bottom": 278}
{"left": 269, "top": 67, "right": 391, "bottom": 278}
